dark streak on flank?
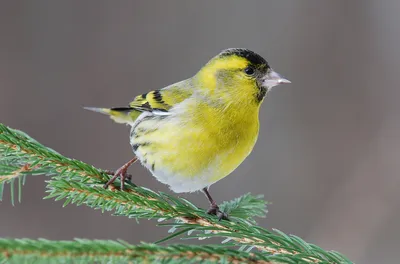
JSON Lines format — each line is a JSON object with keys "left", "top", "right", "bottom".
{"left": 136, "top": 127, "right": 157, "bottom": 135}
{"left": 132, "top": 142, "right": 150, "bottom": 152}
{"left": 132, "top": 144, "right": 140, "bottom": 152}
{"left": 135, "top": 127, "right": 146, "bottom": 133}
{"left": 151, "top": 163, "right": 155, "bottom": 171}
{"left": 130, "top": 129, "right": 136, "bottom": 139}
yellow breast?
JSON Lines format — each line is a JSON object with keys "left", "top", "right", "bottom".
{"left": 131, "top": 97, "right": 260, "bottom": 193}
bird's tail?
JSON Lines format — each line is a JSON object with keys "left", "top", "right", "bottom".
{"left": 84, "top": 107, "right": 141, "bottom": 124}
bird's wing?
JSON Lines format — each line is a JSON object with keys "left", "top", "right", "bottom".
{"left": 85, "top": 81, "right": 193, "bottom": 124}
{"left": 129, "top": 82, "right": 192, "bottom": 113}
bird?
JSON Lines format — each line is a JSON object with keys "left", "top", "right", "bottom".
{"left": 85, "top": 48, "right": 290, "bottom": 220}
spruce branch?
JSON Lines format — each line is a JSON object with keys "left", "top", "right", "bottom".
{"left": 0, "top": 239, "right": 277, "bottom": 264}
{"left": 0, "top": 123, "right": 352, "bottom": 264}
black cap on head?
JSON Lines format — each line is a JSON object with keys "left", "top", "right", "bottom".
{"left": 219, "top": 48, "right": 269, "bottom": 68}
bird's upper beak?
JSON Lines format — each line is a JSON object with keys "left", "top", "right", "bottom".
{"left": 261, "top": 69, "right": 291, "bottom": 89}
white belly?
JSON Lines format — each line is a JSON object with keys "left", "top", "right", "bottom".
{"left": 135, "top": 149, "right": 227, "bottom": 193}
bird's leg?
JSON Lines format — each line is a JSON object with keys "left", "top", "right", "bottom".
{"left": 202, "top": 187, "right": 229, "bottom": 221}
{"left": 103, "top": 157, "right": 138, "bottom": 190}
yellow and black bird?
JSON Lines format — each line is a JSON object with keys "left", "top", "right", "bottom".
{"left": 85, "top": 48, "right": 290, "bottom": 219}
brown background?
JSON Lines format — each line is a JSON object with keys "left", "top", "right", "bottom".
{"left": 1, "top": 1, "right": 400, "bottom": 263}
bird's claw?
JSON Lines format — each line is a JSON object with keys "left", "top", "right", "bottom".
{"left": 104, "top": 170, "right": 132, "bottom": 181}
{"left": 207, "top": 204, "right": 229, "bottom": 221}
{"left": 103, "top": 169, "right": 132, "bottom": 190}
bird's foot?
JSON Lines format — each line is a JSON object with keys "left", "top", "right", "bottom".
{"left": 103, "top": 169, "right": 132, "bottom": 190}
{"left": 207, "top": 204, "right": 229, "bottom": 221}
{"left": 103, "top": 157, "right": 137, "bottom": 190}
{"left": 103, "top": 167, "right": 132, "bottom": 190}
{"left": 104, "top": 170, "right": 133, "bottom": 181}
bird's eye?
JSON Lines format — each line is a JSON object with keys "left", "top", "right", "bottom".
{"left": 244, "top": 66, "right": 255, "bottom": 75}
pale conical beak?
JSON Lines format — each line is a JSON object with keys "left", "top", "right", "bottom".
{"left": 261, "top": 69, "right": 291, "bottom": 88}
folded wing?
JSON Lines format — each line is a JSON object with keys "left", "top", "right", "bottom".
{"left": 85, "top": 82, "right": 193, "bottom": 124}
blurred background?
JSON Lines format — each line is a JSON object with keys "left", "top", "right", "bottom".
{"left": 1, "top": 1, "right": 399, "bottom": 263}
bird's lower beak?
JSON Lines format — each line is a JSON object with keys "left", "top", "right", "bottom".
{"left": 261, "top": 69, "right": 291, "bottom": 88}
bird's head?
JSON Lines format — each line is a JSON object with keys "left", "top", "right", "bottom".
{"left": 195, "top": 48, "right": 290, "bottom": 105}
